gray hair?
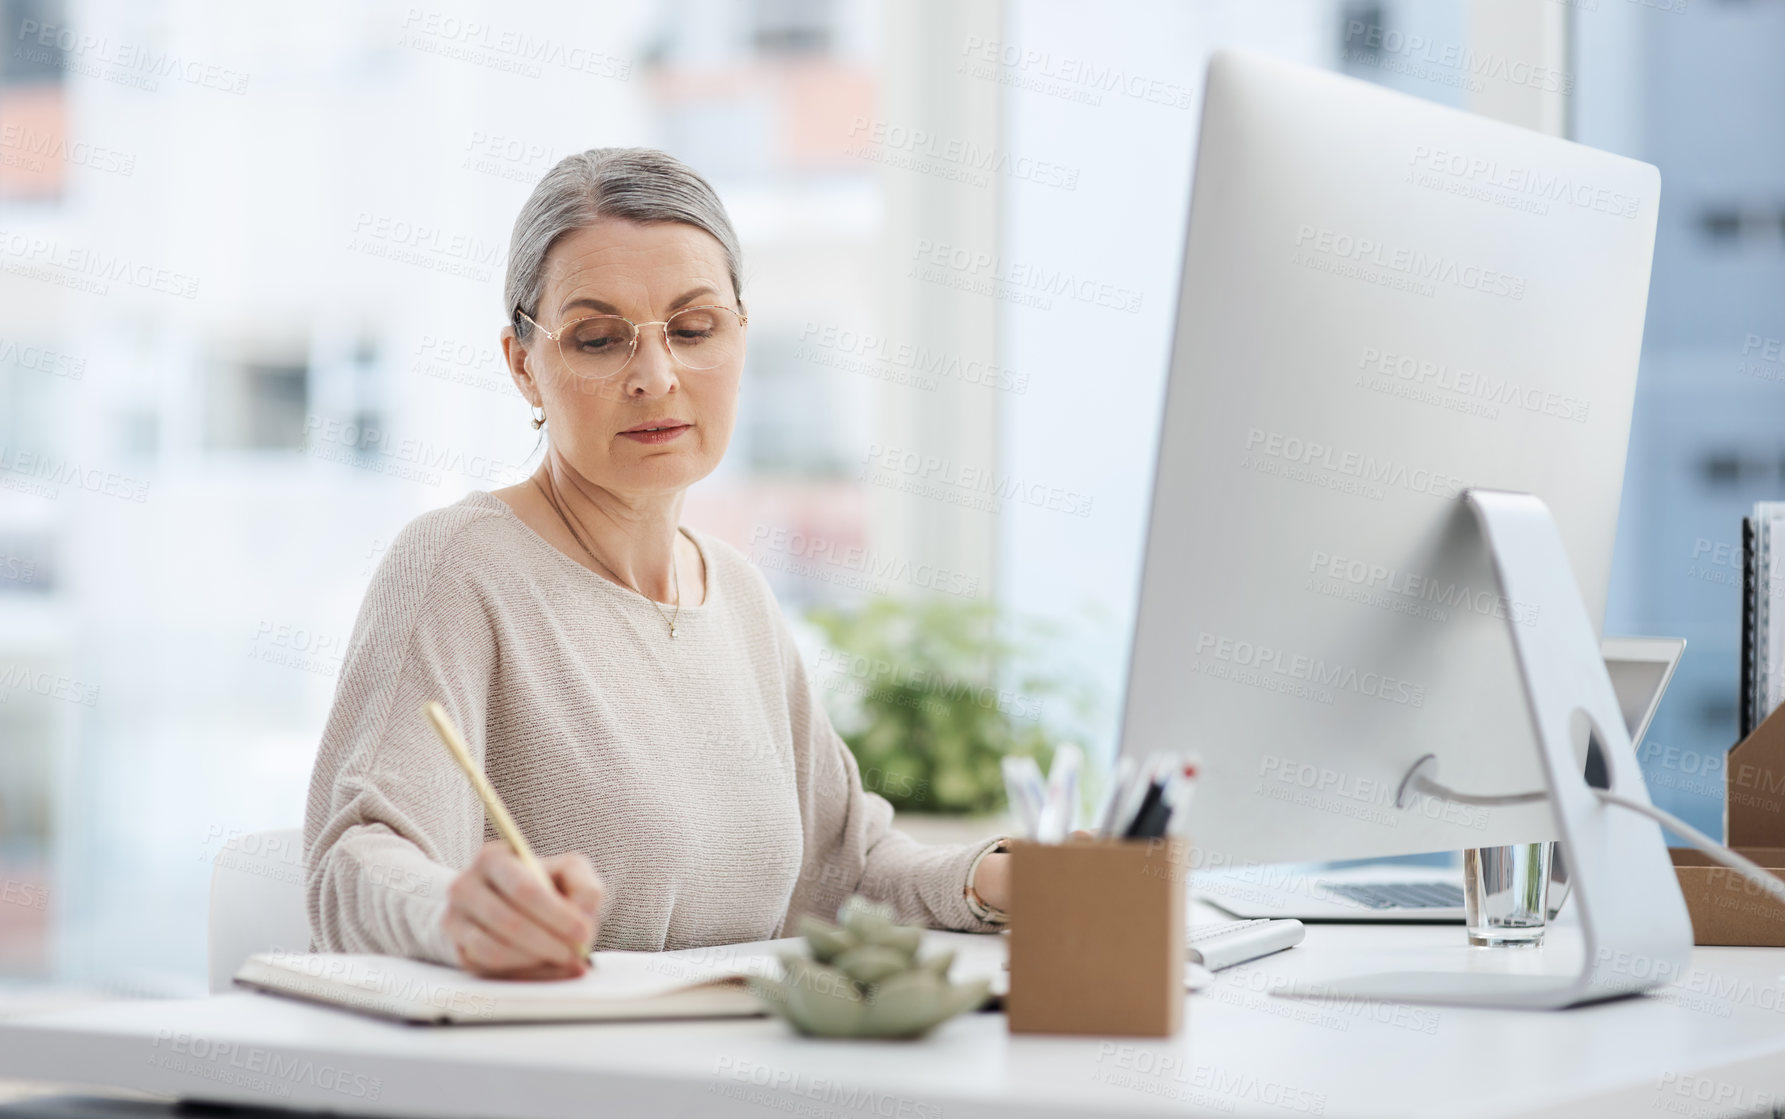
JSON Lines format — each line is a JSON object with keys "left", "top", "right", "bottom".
{"left": 503, "top": 147, "right": 743, "bottom": 339}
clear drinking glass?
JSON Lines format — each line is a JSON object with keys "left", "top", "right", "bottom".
{"left": 1462, "top": 843, "right": 1552, "bottom": 947}
{"left": 1547, "top": 839, "right": 1569, "bottom": 920}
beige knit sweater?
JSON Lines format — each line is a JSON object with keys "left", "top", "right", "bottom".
{"left": 304, "top": 490, "right": 1002, "bottom": 964}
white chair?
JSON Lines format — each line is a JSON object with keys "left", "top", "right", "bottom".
{"left": 206, "top": 827, "right": 311, "bottom": 993}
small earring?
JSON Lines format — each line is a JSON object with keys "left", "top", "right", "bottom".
{"left": 530, "top": 406, "right": 546, "bottom": 430}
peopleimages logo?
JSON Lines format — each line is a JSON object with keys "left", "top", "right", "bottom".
{"left": 909, "top": 238, "right": 1142, "bottom": 314}
{"left": 844, "top": 116, "right": 1081, "bottom": 191}
{"left": 798, "top": 322, "right": 1028, "bottom": 394}
{"left": 1744, "top": 334, "right": 1785, "bottom": 365}
{"left": 862, "top": 442, "right": 1094, "bottom": 518}
{"left": 1256, "top": 753, "right": 1489, "bottom": 832}
{"left": 0, "top": 338, "right": 85, "bottom": 380}
{"left": 1244, "top": 428, "right": 1468, "bottom": 502}
{"left": 347, "top": 212, "right": 502, "bottom": 283}
{"left": 1342, "top": 21, "right": 1573, "bottom": 95}
{"left": 301, "top": 417, "right": 526, "bottom": 487}
{"left": 147, "top": 1029, "right": 382, "bottom": 1101}
{"left": 1194, "top": 631, "right": 1426, "bottom": 708}
{"left": 1408, "top": 145, "right": 1639, "bottom": 220}
{"left": 1308, "top": 549, "right": 1540, "bottom": 626}
{"left": 1293, "top": 226, "right": 1526, "bottom": 300}
{"left": 398, "top": 8, "right": 632, "bottom": 81}
{"left": 0, "top": 229, "right": 200, "bottom": 299}
{"left": 958, "top": 36, "right": 1194, "bottom": 110}
{"left": 748, "top": 525, "right": 981, "bottom": 599}
{"left": 15, "top": 20, "right": 250, "bottom": 94}
{"left": 1741, "top": 333, "right": 1785, "bottom": 388}
{"left": 814, "top": 647, "right": 1042, "bottom": 721}
{"left": 0, "top": 663, "right": 100, "bottom": 707}
{"left": 1358, "top": 346, "right": 1590, "bottom": 424}
{"left": 0, "top": 444, "right": 150, "bottom": 502}
{"left": 710, "top": 1056, "right": 941, "bottom": 1119}
{"left": 410, "top": 333, "right": 511, "bottom": 396}
{"left": 0, "top": 122, "right": 135, "bottom": 176}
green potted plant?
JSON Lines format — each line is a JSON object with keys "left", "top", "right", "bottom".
{"left": 804, "top": 597, "right": 1093, "bottom": 814}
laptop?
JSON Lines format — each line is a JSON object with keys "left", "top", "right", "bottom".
{"left": 1197, "top": 636, "right": 1686, "bottom": 922}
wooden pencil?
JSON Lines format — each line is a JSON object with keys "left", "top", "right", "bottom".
{"left": 423, "top": 701, "right": 553, "bottom": 890}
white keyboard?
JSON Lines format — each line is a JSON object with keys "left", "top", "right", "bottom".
{"left": 1188, "top": 918, "right": 1273, "bottom": 943}
{"left": 1187, "top": 917, "right": 1305, "bottom": 971}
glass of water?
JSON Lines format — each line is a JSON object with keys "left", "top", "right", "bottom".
{"left": 1463, "top": 843, "right": 1552, "bottom": 947}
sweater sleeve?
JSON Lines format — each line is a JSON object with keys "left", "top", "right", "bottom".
{"left": 302, "top": 516, "right": 499, "bottom": 965}
{"left": 773, "top": 610, "right": 1006, "bottom": 934}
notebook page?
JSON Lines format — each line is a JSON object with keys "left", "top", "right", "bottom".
{"left": 239, "top": 948, "right": 781, "bottom": 1021}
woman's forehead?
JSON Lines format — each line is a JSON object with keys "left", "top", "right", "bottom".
{"left": 541, "top": 220, "right": 730, "bottom": 312}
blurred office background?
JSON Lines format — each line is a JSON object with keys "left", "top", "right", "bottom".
{"left": 0, "top": 0, "right": 1777, "bottom": 997}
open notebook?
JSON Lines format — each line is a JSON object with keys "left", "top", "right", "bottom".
{"left": 234, "top": 946, "right": 781, "bottom": 1025}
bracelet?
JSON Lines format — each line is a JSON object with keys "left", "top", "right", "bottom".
{"left": 963, "top": 838, "right": 1011, "bottom": 926}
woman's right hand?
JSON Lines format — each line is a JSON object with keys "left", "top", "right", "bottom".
{"left": 444, "top": 841, "right": 606, "bottom": 979}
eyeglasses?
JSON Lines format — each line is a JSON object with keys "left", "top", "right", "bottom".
{"left": 514, "top": 305, "right": 748, "bottom": 382}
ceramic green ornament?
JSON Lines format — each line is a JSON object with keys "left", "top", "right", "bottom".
{"left": 748, "top": 896, "right": 992, "bottom": 1039}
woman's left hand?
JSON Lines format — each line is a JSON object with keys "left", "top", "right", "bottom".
{"left": 971, "top": 830, "right": 1095, "bottom": 916}
{"left": 971, "top": 850, "right": 1011, "bottom": 914}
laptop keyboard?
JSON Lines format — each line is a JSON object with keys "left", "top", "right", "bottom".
{"left": 1326, "top": 882, "right": 1465, "bottom": 910}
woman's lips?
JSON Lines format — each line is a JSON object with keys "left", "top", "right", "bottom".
{"left": 618, "top": 423, "right": 691, "bottom": 445}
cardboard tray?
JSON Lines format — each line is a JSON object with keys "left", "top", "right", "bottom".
{"left": 1681, "top": 702, "right": 1785, "bottom": 945}
{"left": 1672, "top": 847, "right": 1785, "bottom": 946}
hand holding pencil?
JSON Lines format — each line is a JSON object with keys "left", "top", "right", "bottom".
{"left": 425, "top": 702, "right": 607, "bottom": 980}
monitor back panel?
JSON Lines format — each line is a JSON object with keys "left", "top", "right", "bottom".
{"left": 1120, "top": 50, "right": 1660, "bottom": 864}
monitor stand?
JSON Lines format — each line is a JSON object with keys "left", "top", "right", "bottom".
{"left": 1279, "top": 489, "right": 1695, "bottom": 1010}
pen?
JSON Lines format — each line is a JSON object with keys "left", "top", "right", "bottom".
{"left": 1117, "top": 755, "right": 1202, "bottom": 839}
{"left": 1123, "top": 780, "right": 1169, "bottom": 839}
{"left": 1093, "top": 757, "right": 1137, "bottom": 836}
{"left": 1002, "top": 756, "right": 1047, "bottom": 840}
{"left": 1041, "top": 743, "right": 1083, "bottom": 843}
{"left": 1166, "top": 762, "right": 1200, "bottom": 837}
{"left": 1110, "top": 753, "right": 1165, "bottom": 838}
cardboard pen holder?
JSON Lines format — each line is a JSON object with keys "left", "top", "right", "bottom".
{"left": 1006, "top": 837, "right": 1187, "bottom": 1037}
{"left": 1673, "top": 702, "right": 1785, "bottom": 945}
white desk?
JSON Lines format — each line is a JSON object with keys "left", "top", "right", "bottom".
{"left": 4, "top": 906, "right": 1785, "bottom": 1119}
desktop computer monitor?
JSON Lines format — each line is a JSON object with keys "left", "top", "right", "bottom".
{"left": 1197, "top": 636, "right": 1687, "bottom": 924}
{"left": 1119, "top": 50, "right": 1661, "bottom": 868}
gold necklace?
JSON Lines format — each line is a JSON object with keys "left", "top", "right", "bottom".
{"left": 531, "top": 475, "right": 682, "bottom": 638}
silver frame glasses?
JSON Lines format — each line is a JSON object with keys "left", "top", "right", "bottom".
{"left": 513, "top": 305, "right": 749, "bottom": 381}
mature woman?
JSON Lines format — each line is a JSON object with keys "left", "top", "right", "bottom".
{"left": 304, "top": 147, "right": 1013, "bottom": 978}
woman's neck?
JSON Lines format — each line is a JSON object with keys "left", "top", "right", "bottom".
{"left": 529, "top": 458, "right": 687, "bottom": 603}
